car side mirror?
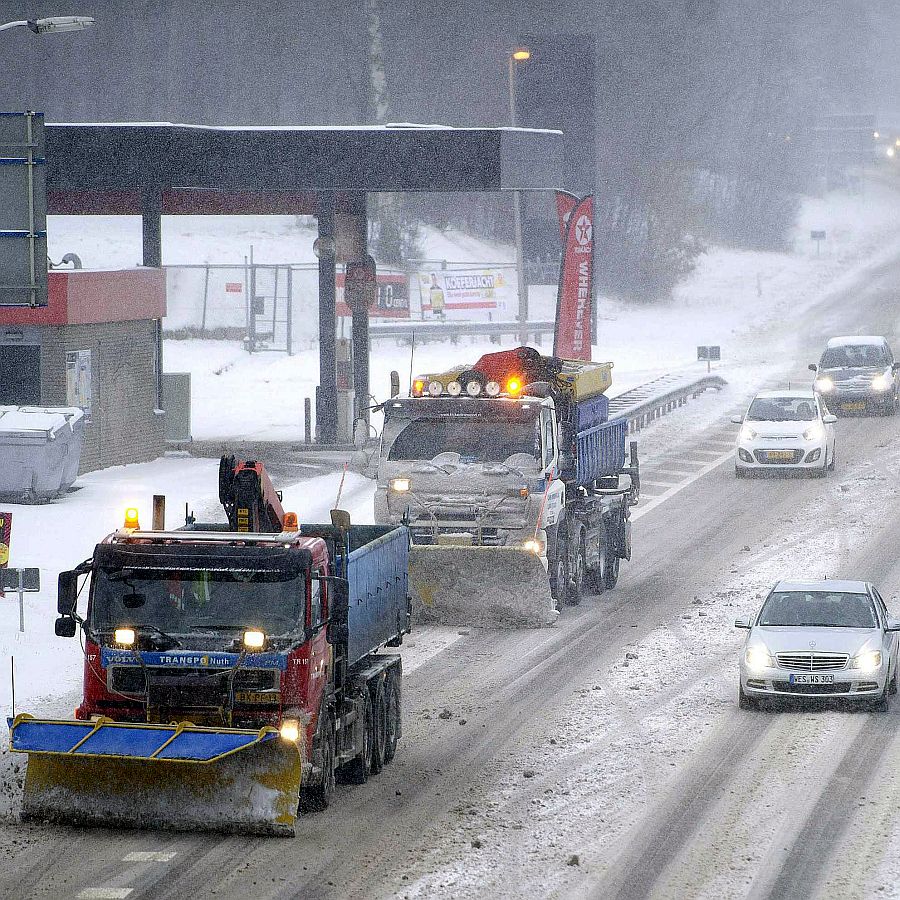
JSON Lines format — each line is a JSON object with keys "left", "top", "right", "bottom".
{"left": 808, "top": 363, "right": 818, "bottom": 372}
{"left": 730, "top": 414, "right": 743, "bottom": 424}
{"left": 57, "top": 570, "right": 79, "bottom": 615}
{"left": 55, "top": 616, "right": 77, "bottom": 638}
{"left": 734, "top": 617, "right": 752, "bottom": 629}
{"left": 886, "top": 618, "right": 900, "bottom": 632}
{"left": 822, "top": 414, "right": 837, "bottom": 424}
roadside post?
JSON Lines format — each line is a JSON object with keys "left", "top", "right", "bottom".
{"left": 810, "top": 230, "right": 826, "bottom": 257}
{"left": 697, "top": 345, "right": 721, "bottom": 374}
{"left": 1, "top": 567, "right": 40, "bottom": 633}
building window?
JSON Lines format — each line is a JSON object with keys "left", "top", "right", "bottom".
{"left": 65, "top": 349, "right": 92, "bottom": 420}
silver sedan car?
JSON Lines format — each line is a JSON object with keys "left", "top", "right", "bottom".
{"left": 736, "top": 580, "right": 900, "bottom": 710}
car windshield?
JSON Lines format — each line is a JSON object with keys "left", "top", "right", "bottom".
{"left": 758, "top": 590, "right": 877, "bottom": 628}
{"left": 820, "top": 345, "right": 888, "bottom": 368}
{"left": 90, "top": 567, "right": 305, "bottom": 636}
{"left": 745, "top": 397, "right": 817, "bottom": 422}
{"left": 388, "top": 418, "right": 539, "bottom": 462}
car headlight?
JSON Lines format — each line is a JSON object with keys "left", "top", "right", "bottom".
{"left": 872, "top": 374, "right": 893, "bottom": 391}
{"left": 803, "top": 424, "right": 824, "bottom": 441}
{"left": 814, "top": 376, "right": 835, "bottom": 393}
{"left": 850, "top": 650, "right": 882, "bottom": 673}
{"left": 744, "top": 645, "right": 774, "bottom": 671}
{"left": 740, "top": 424, "right": 757, "bottom": 441}
{"left": 390, "top": 477, "right": 411, "bottom": 493}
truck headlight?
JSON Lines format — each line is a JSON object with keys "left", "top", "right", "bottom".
{"left": 872, "top": 374, "right": 892, "bottom": 391}
{"left": 279, "top": 719, "right": 300, "bottom": 742}
{"left": 114, "top": 627, "right": 136, "bottom": 647}
{"left": 744, "top": 645, "right": 773, "bottom": 671}
{"left": 850, "top": 650, "right": 882, "bottom": 673}
{"left": 522, "top": 538, "right": 543, "bottom": 554}
{"left": 243, "top": 629, "right": 266, "bottom": 650}
{"left": 814, "top": 376, "right": 834, "bottom": 393}
{"left": 390, "top": 477, "right": 411, "bottom": 493}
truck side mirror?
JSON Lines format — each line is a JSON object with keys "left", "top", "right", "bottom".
{"left": 55, "top": 616, "right": 77, "bottom": 638}
{"left": 57, "top": 570, "right": 79, "bottom": 615}
{"left": 390, "top": 370, "right": 400, "bottom": 398}
{"left": 330, "top": 509, "right": 351, "bottom": 530}
{"left": 326, "top": 579, "right": 350, "bottom": 645}
{"left": 558, "top": 451, "right": 576, "bottom": 479}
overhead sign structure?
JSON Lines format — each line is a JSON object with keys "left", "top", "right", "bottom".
{"left": 0, "top": 112, "right": 48, "bottom": 307}
{"left": 554, "top": 193, "right": 594, "bottom": 361}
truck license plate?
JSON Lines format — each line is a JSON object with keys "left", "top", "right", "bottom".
{"left": 235, "top": 690, "right": 281, "bottom": 704}
{"left": 841, "top": 401, "right": 865, "bottom": 411}
{"left": 788, "top": 674, "right": 834, "bottom": 685}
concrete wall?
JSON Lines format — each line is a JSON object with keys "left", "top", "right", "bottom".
{"left": 39, "top": 320, "right": 165, "bottom": 473}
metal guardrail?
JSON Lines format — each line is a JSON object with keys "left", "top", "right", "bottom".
{"left": 368, "top": 320, "right": 556, "bottom": 343}
{"left": 609, "top": 374, "right": 728, "bottom": 434}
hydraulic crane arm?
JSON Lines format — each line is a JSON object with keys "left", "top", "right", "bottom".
{"left": 218, "top": 455, "right": 286, "bottom": 533}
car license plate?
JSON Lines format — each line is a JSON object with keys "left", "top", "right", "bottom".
{"left": 788, "top": 674, "right": 834, "bottom": 685}
{"left": 767, "top": 451, "right": 795, "bottom": 461}
{"left": 841, "top": 401, "right": 865, "bottom": 411}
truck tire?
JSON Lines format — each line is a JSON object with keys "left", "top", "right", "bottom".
{"left": 344, "top": 689, "right": 374, "bottom": 784}
{"left": 384, "top": 673, "right": 401, "bottom": 763}
{"left": 369, "top": 679, "right": 388, "bottom": 775}
{"left": 300, "top": 713, "right": 336, "bottom": 812}
{"left": 603, "top": 550, "right": 620, "bottom": 590}
{"left": 567, "top": 535, "right": 586, "bottom": 606}
{"left": 550, "top": 537, "right": 570, "bottom": 607}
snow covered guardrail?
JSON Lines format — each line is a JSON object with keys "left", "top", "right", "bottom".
{"left": 368, "top": 320, "right": 556, "bottom": 344}
{"left": 608, "top": 374, "right": 727, "bottom": 434}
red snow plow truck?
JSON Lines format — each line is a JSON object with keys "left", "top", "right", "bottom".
{"left": 8, "top": 456, "right": 411, "bottom": 835}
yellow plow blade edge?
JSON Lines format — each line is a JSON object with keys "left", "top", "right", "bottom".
{"left": 10, "top": 716, "right": 303, "bottom": 836}
{"left": 409, "top": 544, "right": 557, "bottom": 627}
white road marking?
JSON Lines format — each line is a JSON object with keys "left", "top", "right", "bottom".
{"left": 641, "top": 480, "right": 680, "bottom": 488}
{"left": 632, "top": 449, "right": 735, "bottom": 521}
{"left": 397, "top": 626, "right": 465, "bottom": 674}
{"left": 649, "top": 467, "right": 705, "bottom": 477}
{"left": 123, "top": 851, "right": 177, "bottom": 863}
{"left": 692, "top": 448, "right": 729, "bottom": 456}
{"left": 77, "top": 890, "right": 133, "bottom": 900}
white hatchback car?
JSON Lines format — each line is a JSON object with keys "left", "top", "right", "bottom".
{"left": 731, "top": 389, "right": 836, "bottom": 477}
{"left": 736, "top": 580, "right": 900, "bottom": 710}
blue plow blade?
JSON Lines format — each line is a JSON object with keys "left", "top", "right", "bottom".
{"left": 8, "top": 715, "right": 304, "bottom": 835}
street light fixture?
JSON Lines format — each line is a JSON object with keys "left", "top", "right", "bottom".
{"left": 508, "top": 47, "right": 530, "bottom": 345}
{"left": 0, "top": 15, "right": 95, "bottom": 35}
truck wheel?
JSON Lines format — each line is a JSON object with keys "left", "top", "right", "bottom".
{"left": 566, "top": 536, "right": 585, "bottom": 606}
{"left": 300, "top": 714, "right": 335, "bottom": 812}
{"left": 369, "top": 679, "right": 388, "bottom": 775}
{"left": 551, "top": 545, "right": 570, "bottom": 606}
{"left": 384, "top": 674, "right": 401, "bottom": 763}
{"left": 345, "top": 689, "right": 374, "bottom": 784}
{"left": 603, "top": 551, "right": 620, "bottom": 590}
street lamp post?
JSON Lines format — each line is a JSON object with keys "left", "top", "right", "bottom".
{"left": 508, "top": 48, "right": 530, "bottom": 347}
{"left": 0, "top": 16, "right": 95, "bottom": 34}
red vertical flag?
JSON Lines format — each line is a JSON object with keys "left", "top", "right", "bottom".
{"left": 553, "top": 194, "right": 594, "bottom": 360}
{"left": 555, "top": 191, "right": 579, "bottom": 243}
{"left": 0, "top": 512, "right": 11, "bottom": 598}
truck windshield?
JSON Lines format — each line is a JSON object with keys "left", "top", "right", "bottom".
{"left": 388, "top": 418, "right": 539, "bottom": 462}
{"left": 90, "top": 568, "right": 305, "bottom": 637}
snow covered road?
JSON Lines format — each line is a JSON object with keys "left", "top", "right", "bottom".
{"left": 3, "top": 245, "right": 900, "bottom": 898}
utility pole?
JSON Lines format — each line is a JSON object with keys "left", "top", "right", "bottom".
{"left": 509, "top": 49, "right": 530, "bottom": 347}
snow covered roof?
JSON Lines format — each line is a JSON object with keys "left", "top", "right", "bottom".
{"left": 752, "top": 388, "right": 816, "bottom": 399}
{"left": 826, "top": 335, "right": 888, "bottom": 347}
{"left": 772, "top": 579, "right": 870, "bottom": 594}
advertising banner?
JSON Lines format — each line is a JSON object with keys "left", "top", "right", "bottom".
{"left": 337, "top": 271, "right": 409, "bottom": 318}
{"left": 554, "top": 194, "right": 593, "bottom": 360}
{"left": 417, "top": 269, "right": 513, "bottom": 318}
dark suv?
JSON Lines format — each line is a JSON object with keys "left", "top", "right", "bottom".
{"left": 810, "top": 336, "right": 900, "bottom": 415}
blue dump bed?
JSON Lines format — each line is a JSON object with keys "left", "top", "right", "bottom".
{"left": 574, "top": 411, "right": 627, "bottom": 486}
{"left": 299, "top": 523, "right": 410, "bottom": 667}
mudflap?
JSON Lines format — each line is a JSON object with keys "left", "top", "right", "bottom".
{"left": 9, "top": 715, "right": 303, "bottom": 836}
{"left": 408, "top": 545, "right": 557, "bottom": 627}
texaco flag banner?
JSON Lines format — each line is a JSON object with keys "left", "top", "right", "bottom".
{"left": 553, "top": 194, "right": 593, "bottom": 360}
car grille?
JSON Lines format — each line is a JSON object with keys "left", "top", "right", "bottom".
{"left": 772, "top": 681, "right": 852, "bottom": 695}
{"left": 775, "top": 652, "right": 848, "bottom": 671}
{"left": 832, "top": 374, "right": 877, "bottom": 395}
{"left": 754, "top": 450, "right": 803, "bottom": 465}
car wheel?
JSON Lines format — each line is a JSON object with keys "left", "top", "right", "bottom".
{"left": 739, "top": 684, "right": 758, "bottom": 710}
{"left": 890, "top": 663, "right": 898, "bottom": 697}
{"left": 827, "top": 447, "right": 836, "bottom": 471}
